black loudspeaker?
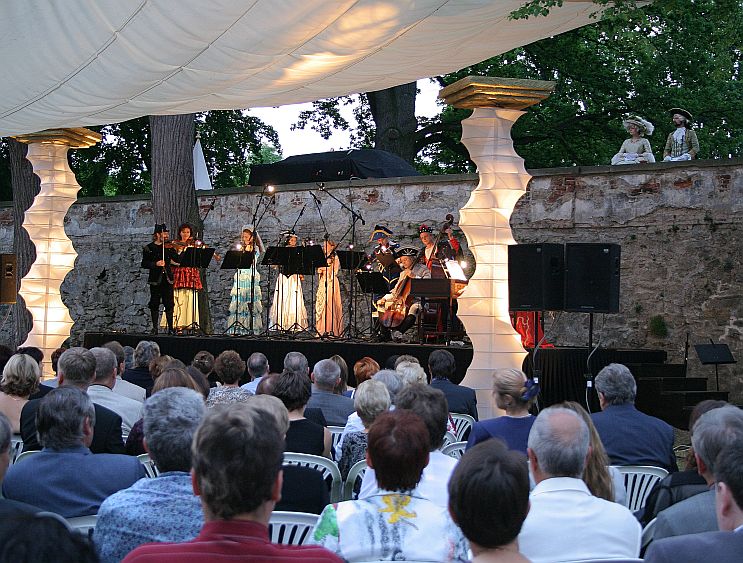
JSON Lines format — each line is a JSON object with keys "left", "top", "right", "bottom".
{"left": 508, "top": 244, "right": 564, "bottom": 311}
{"left": 564, "top": 243, "right": 620, "bottom": 313}
{"left": 0, "top": 254, "right": 16, "bottom": 304}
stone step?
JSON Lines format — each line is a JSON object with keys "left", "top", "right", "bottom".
{"left": 638, "top": 377, "right": 708, "bottom": 392}
{"left": 626, "top": 363, "right": 686, "bottom": 378}
{"left": 662, "top": 390, "right": 729, "bottom": 406}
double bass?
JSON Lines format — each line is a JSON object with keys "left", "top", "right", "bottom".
{"left": 377, "top": 271, "right": 414, "bottom": 328}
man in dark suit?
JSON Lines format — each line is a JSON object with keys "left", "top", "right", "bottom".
{"left": 20, "top": 347, "right": 125, "bottom": 454}
{"left": 428, "top": 349, "right": 477, "bottom": 420}
{"left": 307, "top": 359, "right": 355, "bottom": 426}
{"left": 0, "top": 412, "right": 40, "bottom": 534}
{"left": 645, "top": 443, "right": 743, "bottom": 562}
{"left": 122, "top": 340, "right": 161, "bottom": 395}
{"left": 591, "top": 363, "right": 677, "bottom": 472}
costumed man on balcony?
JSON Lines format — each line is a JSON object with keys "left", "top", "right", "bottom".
{"left": 663, "top": 108, "right": 699, "bottom": 161}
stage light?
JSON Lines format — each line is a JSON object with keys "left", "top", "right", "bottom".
{"left": 266, "top": 185, "right": 275, "bottom": 193}
{"left": 236, "top": 243, "right": 243, "bottom": 251}
{"left": 460, "top": 260, "right": 468, "bottom": 269}
{"left": 349, "top": 244, "right": 354, "bottom": 249}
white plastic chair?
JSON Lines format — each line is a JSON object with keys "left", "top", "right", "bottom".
{"left": 9, "top": 435, "right": 24, "bottom": 464}
{"left": 13, "top": 450, "right": 41, "bottom": 464}
{"left": 137, "top": 453, "right": 160, "bottom": 478}
{"left": 641, "top": 516, "right": 657, "bottom": 549}
{"left": 283, "top": 452, "right": 342, "bottom": 503}
{"left": 342, "top": 458, "right": 368, "bottom": 501}
{"left": 327, "top": 426, "right": 344, "bottom": 460}
{"left": 441, "top": 430, "right": 457, "bottom": 449}
{"left": 561, "top": 559, "right": 644, "bottom": 563}
{"left": 66, "top": 514, "right": 98, "bottom": 536}
{"left": 269, "top": 511, "right": 319, "bottom": 545}
{"left": 612, "top": 465, "right": 669, "bottom": 512}
{"left": 450, "top": 413, "right": 475, "bottom": 442}
{"left": 441, "top": 441, "right": 467, "bottom": 459}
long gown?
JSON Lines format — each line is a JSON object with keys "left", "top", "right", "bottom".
{"left": 315, "top": 254, "right": 344, "bottom": 336}
{"left": 269, "top": 270, "right": 308, "bottom": 331}
{"left": 171, "top": 247, "right": 202, "bottom": 330}
{"left": 226, "top": 248, "right": 262, "bottom": 335}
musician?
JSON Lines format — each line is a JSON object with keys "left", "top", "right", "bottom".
{"left": 141, "top": 224, "right": 180, "bottom": 334}
{"left": 369, "top": 224, "right": 401, "bottom": 296}
{"left": 171, "top": 223, "right": 202, "bottom": 332}
{"left": 377, "top": 247, "right": 431, "bottom": 341}
{"left": 418, "top": 224, "right": 461, "bottom": 278}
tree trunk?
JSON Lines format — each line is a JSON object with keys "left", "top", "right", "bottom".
{"left": 8, "top": 139, "right": 40, "bottom": 346}
{"left": 149, "top": 114, "right": 213, "bottom": 333}
{"left": 367, "top": 82, "right": 418, "bottom": 164}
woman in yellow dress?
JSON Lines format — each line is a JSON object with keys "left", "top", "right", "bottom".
{"left": 315, "top": 239, "right": 344, "bottom": 336}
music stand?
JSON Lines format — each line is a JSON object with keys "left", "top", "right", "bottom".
{"left": 694, "top": 343, "right": 736, "bottom": 391}
{"left": 337, "top": 250, "right": 366, "bottom": 270}
{"left": 221, "top": 250, "right": 255, "bottom": 335}
{"left": 177, "top": 247, "right": 215, "bottom": 334}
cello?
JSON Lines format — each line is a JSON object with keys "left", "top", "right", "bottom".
{"left": 378, "top": 271, "right": 414, "bottom": 328}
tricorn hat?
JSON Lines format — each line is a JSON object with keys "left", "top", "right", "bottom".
{"left": 153, "top": 223, "right": 168, "bottom": 234}
{"left": 622, "top": 116, "right": 654, "bottom": 136}
{"left": 370, "top": 225, "right": 394, "bottom": 242}
{"left": 668, "top": 108, "right": 693, "bottom": 122}
{"left": 395, "top": 247, "right": 419, "bottom": 258}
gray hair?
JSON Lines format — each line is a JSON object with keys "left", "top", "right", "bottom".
{"left": 102, "top": 341, "right": 125, "bottom": 375}
{"left": 313, "top": 359, "right": 340, "bottom": 390}
{"left": 249, "top": 394, "right": 290, "bottom": 435}
{"left": 123, "top": 346, "right": 135, "bottom": 370}
{"left": 594, "top": 363, "right": 637, "bottom": 405}
{"left": 91, "top": 347, "right": 117, "bottom": 383}
{"left": 0, "top": 412, "right": 11, "bottom": 453}
{"left": 691, "top": 405, "right": 743, "bottom": 474}
{"left": 57, "top": 347, "right": 96, "bottom": 388}
{"left": 37, "top": 387, "right": 96, "bottom": 449}
{"left": 247, "top": 352, "right": 269, "bottom": 378}
{"left": 143, "top": 387, "right": 205, "bottom": 473}
{"left": 134, "top": 340, "right": 160, "bottom": 369}
{"left": 373, "top": 369, "right": 403, "bottom": 404}
{"left": 528, "top": 407, "right": 589, "bottom": 478}
{"left": 396, "top": 361, "right": 427, "bottom": 387}
{"left": 283, "top": 351, "right": 308, "bottom": 375}
{"left": 354, "top": 380, "right": 391, "bottom": 427}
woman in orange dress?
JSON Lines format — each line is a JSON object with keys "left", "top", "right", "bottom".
{"left": 171, "top": 223, "right": 202, "bottom": 331}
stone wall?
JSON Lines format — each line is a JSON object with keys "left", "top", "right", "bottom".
{"left": 0, "top": 158, "right": 740, "bottom": 400}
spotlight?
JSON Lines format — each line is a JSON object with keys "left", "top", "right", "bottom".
{"left": 236, "top": 243, "right": 243, "bottom": 250}
{"left": 349, "top": 244, "right": 354, "bottom": 249}
{"left": 460, "top": 260, "right": 468, "bottom": 269}
{"left": 266, "top": 185, "right": 275, "bottom": 193}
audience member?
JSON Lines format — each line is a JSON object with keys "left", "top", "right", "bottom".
{"left": 519, "top": 407, "right": 641, "bottom": 562}
{"left": 16, "top": 346, "right": 43, "bottom": 368}
{"left": 0, "top": 345, "right": 14, "bottom": 376}
{"left": 21, "top": 347, "right": 126, "bottom": 454}
{"left": 123, "top": 402, "right": 342, "bottom": 562}
{"left": 396, "top": 360, "right": 427, "bottom": 387}
{"left": 123, "top": 345, "right": 135, "bottom": 369}
{"left": 191, "top": 350, "right": 217, "bottom": 387}
{"left": 38, "top": 346, "right": 66, "bottom": 390}
{"left": 591, "top": 363, "right": 677, "bottom": 471}
{"left": 89, "top": 347, "right": 144, "bottom": 437}
{"left": 653, "top": 405, "right": 743, "bottom": 540}
{"left": 0, "top": 512, "right": 98, "bottom": 563}
{"left": 3, "top": 387, "right": 145, "bottom": 517}
{"left": 185, "top": 366, "right": 211, "bottom": 399}
{"left": 206, "top": 350, "right": 252, "bottom": 408}
{"left": 449, "top": 440, "right": 530, "bottom": 563}
{"left": 241, "top": 352, "right": 269, "bottom": 393}
{"left": 284, "top": 351, "right": 309, "bottom": 376}
{"left": 394, "top": 354, "right": 419, "bottom": 368}
{"left": 338, "top": 380, "right": 390, "bottom": 479}
{"left": 645, "top": 444, "right": 743, "bottom": 563}
{"left": 329, "top": 354, "right": 349, "bottom": 395}
{"left": 0, "top": 412, "right": 40, "bottom": 527}
{"left": 103, "top": 340, "right": 146, "bottom": 403}
{"left": 307, "top": 359, "right": 355, "bottom": 426}
{"left": 95, "top": 388, "right": 205, "bottom": 562}
{"left": 123, "top": 341, "right": 160, "bottom": 394}
{"left": 351, "top": 357, "right": 379, "bottom": 397}
{"left": 148, "top": 355, "right": 174, "bottom": 389}
{"left": 256, "top": 372, "right": 278, "bottom": 395}
{"left": 384, "top": 354, "right": 399, "bottom": 370}
{"left": 0, "top": 353, "right": 40, "bottom": 433}
{"left": 312, "top": 410, "right": 468, "bottom": 561}
{"left": 428, "top": 349, "right": 478, "bottom": 420}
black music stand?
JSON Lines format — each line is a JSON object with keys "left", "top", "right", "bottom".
{"left": 221, "top": 250, "right": 255, "bottom": 335}
{"left": 336, "top": 250, "right": 367, "bottom": 337}
{"left": 177, "top": 247, "right": 215, "bottom": 334}
{"left": 355, "top": 271, "right": 389, "bottom": 338}
{"left": 410, "top": 278, "right": 453, "bottom": 343}
{"left": 694, "top": 343, "right": 736, "bottom": 391}
{"left": 337, "top": 250, "right": 366, "bottom": 270}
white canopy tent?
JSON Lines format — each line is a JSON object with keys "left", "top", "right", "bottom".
{"left": 0, "top": 0, "right": 604, "bottom": 136}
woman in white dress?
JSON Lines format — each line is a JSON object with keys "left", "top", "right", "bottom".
{"left": 315, "top": 239, "right": 344, "bottom": 336}
{"left": 269, "top": 233, "right": 308, "bottom": 331}
{"left": 227, "top": 225, "right": 263, "bottom": 335}
{"left": 611, "top": 116, "right": 655, "bottom": 165}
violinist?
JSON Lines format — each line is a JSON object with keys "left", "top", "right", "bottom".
{"left": 171, "top": 223, "right": 202, "bottom": 332}
{"left": 368, "top": 225, "right": 401, "bottom": 293}
{"left": 141, "top": 224, "right": 180, "bottom": 334}
{"left": 418, "top": 222, "right": 460, "bottom": 278}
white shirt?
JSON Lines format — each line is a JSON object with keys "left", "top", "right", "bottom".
{"left": 334, "top": 411, "right": 365, "bottom": 460}
{"left": 241, "top": 376, "right": 263, "bottom": 394}
{"left": 359, "top": 449, "right": 458, "bottom": 509}
{"left": 113, "top": 376, "right": 146, "bottom": 403}
{"left": 87, "top": 384, "right": 144, "bottom": 438}
{"left": 519, "top": 477, "right": 641, "bottom": 563}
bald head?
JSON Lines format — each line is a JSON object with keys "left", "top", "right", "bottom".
{"left": 528, "top": 407, "right": 589, "bottom": 480}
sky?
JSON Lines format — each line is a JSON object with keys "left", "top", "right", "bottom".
{"left": 247, "top": 78, "right": 444, "bottom": 157}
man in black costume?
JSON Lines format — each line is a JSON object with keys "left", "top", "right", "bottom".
{"left": 142, "top": 224, "right": 180, "bottom": 334}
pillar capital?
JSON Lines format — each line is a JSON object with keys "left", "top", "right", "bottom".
{"left": 439, "top": 76, "right": 555, "bottom": 110}
{"left": 12, "top": 127, "right": 101, "bottom": 148}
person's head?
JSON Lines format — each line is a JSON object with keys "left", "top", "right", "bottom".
{"left": 395, "top": 383, "right": 449, "bottom": 451}
{"left": 368, "top": 410, "right": 430, "bottom": 491}
{"left": 50, "top": 347, "right": 67, "bottom": 375}
{"left": 691, "top": 405, "right": 743, "bottom": 483}
{"left": 192, "top": 403, "right": 284, "bottom": 521}
{"left": 37, "top": 387, "right": 96, "bottom": 449}
{"left": 90, "top": 346, "right": 117, "bottom": 387}
{"left": 528, "top": 407, "right": 589, "bottom": 481}
{"left": 311, "top": 358, "right": 340, "bottom": 392}
{"left": 714, "top": 445, "right": 743, "bottom": 531}
{"left": 354, "top": 379, "right": 391, "bottom": 428}
{"left": 57, "top": 347, "right": 96, "bottom": 389}
{"left": 192, "top": 350, "right": 215, "bottom": 376}
{"left": 492, "top": 368, "right": 536, "bottom": 412}
{"left": 178, "top": 223, "right": 192, "bottom": 241}
{"left": 394, "top": 354, "right": 419, "bottom": 369}
{"left": 143, "top": 387, "right": 204, "bottom": 473}
{"left": 272, "top": 370, "right": 311, "bottom": 412}
{"left": 152, "top": 367, "right": 201, "bottom": 395}
{"left": 384, "top": 355, "right": 399, "bottom": 370}
{"left": 214, "top": 350, "right": 246, "bottom": 385}
{"left": 185, "top": 366, "right": 211, "bottom": 400}
{"left": 372, "top": 369, "right": 402, "bottom": 404}
{"left": 149, "top": 355, "right": 174, "bottom": 383}
{"left": 255, "top": 373, "right": 278, "bottom": 395}
{"left": 249, "top": 394, "right": 290, "bottom": 436}
{"left": 594, "top": 363, "right": 636, "bottom": 407}
{"left": 0, "top": 513, "right": 98, "bottom": 563}
{"left": 16, "top": 346, "right": 43, "bottom": 367}
{"left": 153, "top": 223, "right": 169, "bottom": 243}
{"left": 1, "top": 353, "right": 40, "bottom": 398}
{"left": 329, "top": 355, "right": 348, "bottom": 394}
{"left": 134, "top": 340, "right": 160, "bottom": 369}
{"left": 123, "top": 345, "right": 135, "bottom": 370}
{"left": 283, "top": 351, "right": 309, "bottom": 375}
{"left": 354, "top": 357, "right": 379, "bottom": 386}
{"left": 685, "top": 399, "right": 728, "bottom": 470}
{"left": 247, "top": 352, "right": 269, "bottom": 380}
{"left": 418, "top": 225, "right": 434, "bottom": 247}
{"left": 286, "top": 234, "right": 298, "bottom": 247}
{"left": 0, "top": 412, "right": 12, "bottom": 481}
{"left": 396, "top": 361, "right": 427, "bottom": 387}
{"left": 428, "top": 349, "right": 456, "bottom": 382}
{"left": 448, "top": 440, "right": 530, "bottom": 553}
{"left": 241, "top": 228, "right": 254, "bottom": 247}
{"left": 102, "top": 341, "right": 125, "bottom": 376}
{"left": 397, "top": 255, "right": 416, "bottom": 270}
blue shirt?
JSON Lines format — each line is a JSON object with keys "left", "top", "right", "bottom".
{"left": 466, "top": 415, "right": 535, "bottom": 456}
{"left": 94, "top": 471, "right": 203, "bottom": 563}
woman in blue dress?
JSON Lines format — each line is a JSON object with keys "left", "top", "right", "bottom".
{"left": 227, "top": 225, "right": 264, "bottom": 334}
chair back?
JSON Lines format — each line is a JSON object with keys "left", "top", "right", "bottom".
{"left": 327, "top": 426, "right": 344, "bottom": 460}
{"left": 13, "top": 450, "right": 41, "bottom": 464}
{"left": 342, "top": 459, "right": 368, "bottom": 500}
{"left": 450, "top": 413, "right": 475, "bottom": 442}
{"left": 269, "top": 511, "right": 319, "bottom": 545}
{"left": 284, "top": 452, "right": 342, "bottom": 503}
{"left": 641, "top": 517, "right": 657, "bottom": 549}
{"left": 65, "top": 514, "right": 98, "bottom": 536}
{"left": 612, "top": 465, "right": 669, "bottom": 512}
{"left": 137, "top": 453, "right": 160, "bottom": 478}
{"left": 9, "top": 436, "right": 24, "bottom": 464}
{"left": 561, "top": 559, "right": 644, "bottom": 563}
{"left": 440, "top": 441, "right": 467, "bottom": 459}
{"left": 441, "top": 430, "right": 457, "bottom": 448}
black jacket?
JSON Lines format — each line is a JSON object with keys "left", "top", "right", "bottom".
{"left": 430, "top": 378, "right": 478, "bottom": 420}
{"left": 142, "top": 242, "right": 179, "bottom": 285}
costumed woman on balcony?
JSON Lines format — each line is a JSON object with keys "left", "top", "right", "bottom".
{"left": 611, "top": 116, "right": 655, "bottom": 165}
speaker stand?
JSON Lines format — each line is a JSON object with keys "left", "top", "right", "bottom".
{"left": 588, "top": 312, "right": 594, "bottom": 350}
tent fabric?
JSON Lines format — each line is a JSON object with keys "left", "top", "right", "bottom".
{"left": 248, "top": 148, "right": 420, "bottom": 185}
{"left": 0, "top": 0, "right": 604, "bottom": 137}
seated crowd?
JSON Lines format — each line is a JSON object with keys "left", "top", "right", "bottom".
{"left": 0, "top": 341, "right": 741, "bottom": 562}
